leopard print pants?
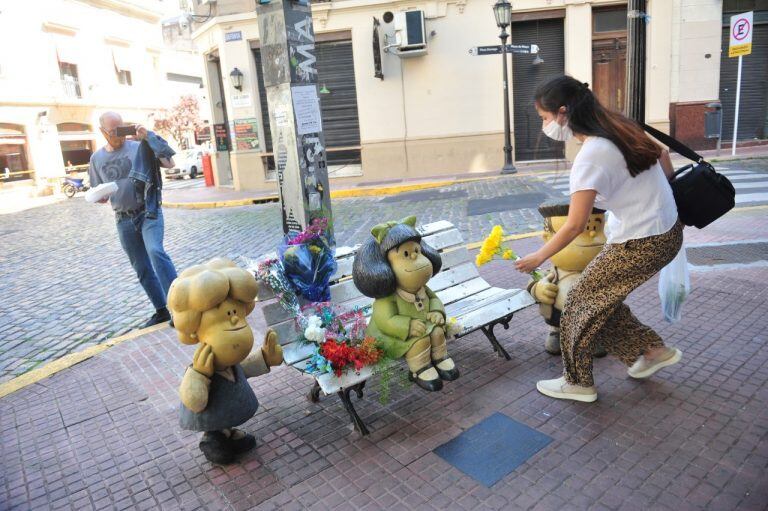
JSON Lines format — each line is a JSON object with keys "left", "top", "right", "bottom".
{"left": 560, "top": 220, "right": 683, "bottom": 387}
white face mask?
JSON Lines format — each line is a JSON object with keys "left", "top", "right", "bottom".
{"left": 542, "top": 118, "right": 573, "bottom": 142}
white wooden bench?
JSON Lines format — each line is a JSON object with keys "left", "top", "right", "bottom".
{"left": 254, "top": 221, "right": 535, "bottom": 435}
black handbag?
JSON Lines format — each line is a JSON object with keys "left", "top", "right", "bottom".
{"left": 643, "top": 123, "right": 735, "bottom": 229}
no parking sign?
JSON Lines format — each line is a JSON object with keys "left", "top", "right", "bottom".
{"left": 727, "top": 11, "right": 753, "bottom": 156}
{"left": 729, "top": 11, "right": 753, "bottom": 57}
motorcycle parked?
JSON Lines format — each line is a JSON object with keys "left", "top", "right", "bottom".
{"left": 62, "top": 176, "right": 89, "bottom": 198}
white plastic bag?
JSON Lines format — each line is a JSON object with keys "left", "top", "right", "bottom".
{"left": 658, "top": 245, "right": 691, "bottom": 323}
{"left": 85, "top": 182, "right": 118, "bottom": 203}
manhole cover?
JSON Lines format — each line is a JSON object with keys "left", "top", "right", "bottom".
{"left": 687, "top": 242, "right": 768, "bottom": 266}
{"left": 380, "top": 189, "right": 468, "bottom": 203}
{"left": 467, "top": 192, "right": 548, "bottom": 216}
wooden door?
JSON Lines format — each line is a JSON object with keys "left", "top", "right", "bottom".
{"left": 592, "top": 37, "right": 627, "bottom": 112}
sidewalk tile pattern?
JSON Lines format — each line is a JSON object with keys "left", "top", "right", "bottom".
{"left": 2, "top": 242, "right": 767, "bottom": 510}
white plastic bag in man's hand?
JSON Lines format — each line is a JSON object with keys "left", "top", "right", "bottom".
{"left": 658, "top": 246, "right": 690, "bottom": 323}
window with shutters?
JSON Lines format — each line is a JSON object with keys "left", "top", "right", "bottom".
{"left": 253, "top": 36, "right": 362, "bottom": 173}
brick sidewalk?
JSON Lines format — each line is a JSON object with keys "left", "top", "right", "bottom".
{"left": 2, "top": 233, "right": 767, "bottom": 510}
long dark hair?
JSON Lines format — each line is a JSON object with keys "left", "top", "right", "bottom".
{"left": 352, "top": 224, "right": 442, "bottom": 299}
{"left": 535, "top": 76, "right": 661, "bottom": 177}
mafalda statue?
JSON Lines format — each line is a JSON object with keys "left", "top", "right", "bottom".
{"left": 168, "top": 258, "right": 283, "bottom": 464}
{"left": 528, "top": 201, "right": 607, "bottom": 357}
{"left": 352, "top": 216, "right": 459, "bottom": 392}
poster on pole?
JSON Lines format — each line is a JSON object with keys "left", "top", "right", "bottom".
{"left": 292, "top": 85, "right": 323, "bottom": 135}
{"left": 729, "top": 11, "right": 753, "bottom": 57}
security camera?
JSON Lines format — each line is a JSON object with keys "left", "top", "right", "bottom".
{"left": 179, "top": 13, "right": 190, "bottom": 31}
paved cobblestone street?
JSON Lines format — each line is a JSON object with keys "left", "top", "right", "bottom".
{"left": 0, "top": 173, "right": 555, "bottom": 382}
{"left": 1, "top": 159, "right": 766, "bottom": 383}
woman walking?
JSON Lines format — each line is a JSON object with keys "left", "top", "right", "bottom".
{"left": 515, "top": 75, "right": 683, "bottom": 402}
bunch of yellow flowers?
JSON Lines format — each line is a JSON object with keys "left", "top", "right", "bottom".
{"left": 475, "top": 225, "right": 543, "bottom": 280}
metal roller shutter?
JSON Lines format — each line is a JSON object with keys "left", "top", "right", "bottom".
{"left": 253, "top": 39, "right": 361, "bottom": 165}
{"left": 720, "top": 18, "right": 768, "bottom": 140}
{"left": 511, "top": 18, "right": 566, "bottom": 161}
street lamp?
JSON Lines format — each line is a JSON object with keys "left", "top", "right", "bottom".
{"left": 493, "top": 0, "right": 516, "bottom": 174}
{"left": 230, "top": 67, "right": 244, "bottom": 91}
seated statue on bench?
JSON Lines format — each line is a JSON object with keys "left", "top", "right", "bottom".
{"left": 168, "top": 258, "right": 283, "bottom": 465}
{"left": 353, "top": 216, "right": 460, "bottom": 392}
{"left": 527, "top": 201, "right": 607, "bottom": 357}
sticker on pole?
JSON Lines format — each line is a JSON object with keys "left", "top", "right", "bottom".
{"left": 729, "top": 11, "right": 753, "bottom": 57}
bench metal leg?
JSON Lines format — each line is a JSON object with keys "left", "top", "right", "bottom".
{"left": 337, "top": 383, "right": 370, "bottom": 436}
{"left": 480, "top": 314, "right": 514, "bottom": 360}
{"left": 307, "top": 381, "right": 321, "bottom": 403}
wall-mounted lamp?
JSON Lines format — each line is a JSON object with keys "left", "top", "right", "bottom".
{"left": 230, "top": 67, "right": 244, "bottom": 91}
{"left": 319, "top": 84, "right": 331, "bottom": 94}
{"left": 532, "top": 54, "right": 544, "bottom": 66}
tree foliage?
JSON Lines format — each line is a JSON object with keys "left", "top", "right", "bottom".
{"left": 153, "top": 95, "right": 203, "bottom": 149}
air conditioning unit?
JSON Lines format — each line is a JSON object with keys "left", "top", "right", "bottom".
{"left": 391, "top": 11, "right": 427, "bottom": 57}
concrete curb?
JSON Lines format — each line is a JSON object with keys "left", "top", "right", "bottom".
{"left": 0, "top": 322, "right": 169, "bottom": 400}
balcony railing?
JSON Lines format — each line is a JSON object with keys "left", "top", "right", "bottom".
{"left": 61, "top": 78, "right": 82, "bottom": 99}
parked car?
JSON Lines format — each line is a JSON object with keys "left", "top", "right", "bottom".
{"left": 164, "top": 149, "right": 203, "bottom": 179}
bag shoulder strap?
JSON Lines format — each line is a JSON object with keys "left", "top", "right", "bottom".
{"left": 641, "top": 122, "right": 704, "bottom": 164}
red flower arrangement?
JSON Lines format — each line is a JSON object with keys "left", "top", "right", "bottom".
{"left": 320, "top": 337, "right": 383, "bottom": 377}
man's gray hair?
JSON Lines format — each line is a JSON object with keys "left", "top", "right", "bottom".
{"left": 99, "top": 111, "right": 122, "bottom": 128}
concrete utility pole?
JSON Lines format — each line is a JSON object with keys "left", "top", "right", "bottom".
{"left": 256, "top": 0, "right": 334, "bottom": 243}
{"left": 624, "top": 0, "right": 647, "bottom": 122}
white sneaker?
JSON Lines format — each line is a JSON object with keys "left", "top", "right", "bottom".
{"left": 628, "top": 348, "right": 682, "bottom": 379}
{"left": 536, "top": 376, "right": 597, "bottom": 403}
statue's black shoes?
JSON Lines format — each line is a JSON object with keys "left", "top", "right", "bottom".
{"left": 199, "top": 431, "right": 237, "bottom": 465}
{"left": 433, "top": 357, "right": 460, "bottom": 381}
{"left": 408, "top": 366, "right": 443, "bottom": 392}
{"left": 227, "top": 430, "right": 256, "bottom": 453}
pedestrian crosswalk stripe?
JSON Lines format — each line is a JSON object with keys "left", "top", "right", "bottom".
{"left": 539, "top": 169, "right": 768, "bottom": 205}
{"left": 736, "top": 192, "right": 768, "bottom": 204}
{"left": 734, "top": 182, "right": 768, "bottom": 190}
{"left": 719, "top": 170, "right": 755, "bottom": 176}
{"left": 727, "top": 174, "right": 768, "bottom": 181}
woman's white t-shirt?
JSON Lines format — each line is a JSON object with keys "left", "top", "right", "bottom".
{"left": 569, "top": 137, "right": 678, "bottom": 244}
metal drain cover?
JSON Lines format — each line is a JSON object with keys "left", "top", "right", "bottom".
{"left": 687, "top": 242, "right": 768, "bottom": 266}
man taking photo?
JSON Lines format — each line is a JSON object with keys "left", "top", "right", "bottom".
{"left": 89, "top": 111, "right": 178, "bottom": 327}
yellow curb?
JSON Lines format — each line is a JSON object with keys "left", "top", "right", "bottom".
{"left": 0, "top": 323, "right": 168, "bottom": 400}
{"left": 733, "top": 204, "right": 768, "bottom": 212}
{"left": 163, "top": 170, "right": 560, "bottom": 209}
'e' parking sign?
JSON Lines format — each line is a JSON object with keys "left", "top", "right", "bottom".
{"left": 729, "top": 11, "right": 753, "bottom": 57}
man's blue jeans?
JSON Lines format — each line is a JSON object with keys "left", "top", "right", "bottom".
{"left": 116, "top": 210, "right": 177, "bottom": 310}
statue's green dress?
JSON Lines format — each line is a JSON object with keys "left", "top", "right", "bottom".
{"left": 366, "top": 286, "right": 446, "bottom": 358}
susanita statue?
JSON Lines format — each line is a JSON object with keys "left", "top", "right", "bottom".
{"left": 168, "top": 258, "right": 283, "bottom": 464}
{"left": 352, "top": 216, "right": 459, "bottom": 392}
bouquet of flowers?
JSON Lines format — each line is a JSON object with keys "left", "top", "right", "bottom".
{"left": 299, "top": 303, "right": 384, "bottom": 377}
{"left": 475, "top": 225, "right": 544, "bottom": 281}
{"left": 278, "top": 218, "right": 338, "bottom": 303}
{"left": 253, "top": 257, "right": 301, "bottom": 316}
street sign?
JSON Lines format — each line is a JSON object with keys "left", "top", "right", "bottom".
{"left": 469, "top": 44, "right": 540, "bottom": 56}
{"left": 729, "top": 11, "right": 753, "bottom": 57}
{"left": 728, "top": 11, "right": 753, "bottom": 156}
{"left": 225, "top": 31, "right": 243, "bottom": 42}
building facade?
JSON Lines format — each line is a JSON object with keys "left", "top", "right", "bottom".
{"left": 190, "top": 0, "right": 767, "bottom": 192}
{"left": 0, "top": 0, "right": 207, "bottom": 194}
